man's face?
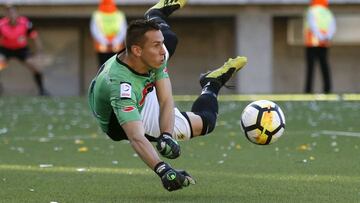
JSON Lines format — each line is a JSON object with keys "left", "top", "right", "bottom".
{"left": 6, "top": 7, "right": 18, "bottom": 25}
{"left": 139, "top": 30, "right": 166, "bottom": 69}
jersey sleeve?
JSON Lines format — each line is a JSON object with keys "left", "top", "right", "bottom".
{"left": 110, "top": 82, "right": 141, "bottom": 125}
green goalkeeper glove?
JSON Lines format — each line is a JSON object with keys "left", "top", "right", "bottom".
{"left": 154, "top": 162, "right": 195, "bottom": 192}
{"left": 156, "top": 132, "right": 180, "bottom": 159}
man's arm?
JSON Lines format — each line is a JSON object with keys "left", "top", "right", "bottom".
{"left": 121, "top": 120, "right": 195, "bottom": 191}
{"left": 308, "top": 10, "right": 324, "bottom": 40}
{"left": 27, "top": 21, "right": 43, "bottom": 53}
{"left": 112, "top": 13, "right": 127, "bottom": 47}
{"left": 90, "top": 14, "right": 109, "bottom": 46}
{"left": 121, "top": 120, "right": 161, "bottom": 169}
{"left": 154, "top": 77, "right": 180, "bottom": 159}
{"left": 327, "top": 12, "right": 336, "bottom": 40}
{"left": 155, "top": 77, "right": 175, "bottom": 134}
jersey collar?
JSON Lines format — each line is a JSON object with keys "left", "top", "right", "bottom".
{"left": 116, "top": 50, "right": 150, "bottom": 77}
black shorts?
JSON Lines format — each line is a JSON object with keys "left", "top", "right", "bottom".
{"left": 0, "top": 46, "right": 30, "bottom": 62}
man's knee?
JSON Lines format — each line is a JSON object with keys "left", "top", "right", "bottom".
{"left": 193, "top": 111, "right": 217, "bottom": 135}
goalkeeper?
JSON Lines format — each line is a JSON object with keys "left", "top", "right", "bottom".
{"left": 88, "top": 0, "right": 247, "bottom": 192}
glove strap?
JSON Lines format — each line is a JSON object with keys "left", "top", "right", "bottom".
{"left": 159, "top": 132, "right": 173, "bottom": 139}
{"left": 154, "top": 161, "right": 171, "bottom": 177}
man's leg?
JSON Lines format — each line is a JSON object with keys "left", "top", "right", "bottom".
{"left": 13, "top": 47, "right": 48, "bottom": 96}
{"left": 305, "top": 47, "right": 315, "bottom": 93}
{"left": 23, "top": 59, "right": 47, "bottom": 96}
{"left": 0, "top": 53, "right": 7, "bottom": 71}
{"left": 142, "top": 57, "right": 247, "bottom": 140}
{"left": 0, "top": 49, "right": 10, "bottom": 96}
{"left": 318, "top": 47, "right": 332, "bottom": 93}
{"left": 188, "top": 56, "right": 248, "bottom": 137}
{"left": 145, "top": 0, "right": 187, "bottom": 19}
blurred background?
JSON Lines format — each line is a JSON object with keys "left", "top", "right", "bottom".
{"left": 1, "top": 0, "right": 360, "bottom": 96}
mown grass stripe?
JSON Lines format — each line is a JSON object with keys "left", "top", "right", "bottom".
{"left": 1, "top": 164, "right": 359, "bottom": 183}
{"left": 174, "top": 94, "right": 360, "bottom": 101}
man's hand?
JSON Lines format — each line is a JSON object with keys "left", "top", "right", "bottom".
{"left": 154, "top": 162, "right": 195, "bottom": 192}
{"left": 156, "top": 132, "right": 180, "bottom": 159}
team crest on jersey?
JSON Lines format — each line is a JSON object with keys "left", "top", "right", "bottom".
{"left": 120, "top": 82, "right": 132, "bottom": 99}
{"left": 122, "top": 106, "right": 135, "bottom": 112}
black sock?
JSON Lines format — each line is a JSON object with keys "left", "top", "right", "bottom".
{"left": 33, "top": 72, "right": 44, "bottom": 93}
{"left": 201, "top": 81, "right": 222, "bottom": 97}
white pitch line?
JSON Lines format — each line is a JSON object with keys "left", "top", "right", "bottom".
{"left": 0, "top": 134, "right": 109, "bottom": 142}
{"left": 321, "top": 130, "right": 360, "bottom": 137}
{"left": 2, "top": 130, "right": 359, "bottom": 142}
{"left": 0, "top": 164, "right": 359, "bottom": 183}
{"left": 0, "top": 164, "right": 149, "bottom": 175}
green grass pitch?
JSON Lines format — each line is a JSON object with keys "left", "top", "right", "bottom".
{"left": 0, "top": 97, "right": 360, "bottom": 202}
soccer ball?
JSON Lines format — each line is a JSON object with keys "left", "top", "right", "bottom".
{"left": 240, "top": 100, "right": 285, "bottom": 145}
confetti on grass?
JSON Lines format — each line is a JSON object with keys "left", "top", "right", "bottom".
{"left": 297, "top": 144, "right": 311, "bottom": 151}
{"left": 75, "top": 139, "right": 84, "bottom": 144}
{"left": 0, "top": 128, "right": 8, "bottom": 135}
{"left": 78, "top": 147, "right": 88, "bottom": 152}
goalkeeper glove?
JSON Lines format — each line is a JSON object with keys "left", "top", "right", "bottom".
{"left": 156, "top": 132, "right": 180, "bottom": 159}
{"left": 154, "top": 162, "right": 195, "bottom": 192}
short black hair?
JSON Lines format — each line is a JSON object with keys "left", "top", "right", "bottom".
{"left": 125, "top": 19, "right": 160, "bottom": 51}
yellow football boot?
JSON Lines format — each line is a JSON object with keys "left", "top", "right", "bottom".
{"left": 200, "top": 56, "right": 247, "bottom": 88}
{"left": 146, "top": 0, "right": 187, "bottom": 17}
{"left": 150, "top": 0, "right": 187, "bottom": 10}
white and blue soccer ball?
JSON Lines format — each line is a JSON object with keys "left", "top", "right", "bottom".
{"left": 240, "top": 100, "right": 286, "bottom": 145}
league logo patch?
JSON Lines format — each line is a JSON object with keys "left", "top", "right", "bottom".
{"left": 120, "top": 82, "right": 132, "bottom": 99}
{"left": 122, "top": 106, "right": 135, "bottom": 112}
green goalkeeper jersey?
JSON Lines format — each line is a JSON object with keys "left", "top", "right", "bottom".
{"left": 88, "top": 54, "right": 169, "bottom": 133}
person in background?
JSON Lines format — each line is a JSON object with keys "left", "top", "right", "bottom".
{"left": 0, "top": 4, "right": 48, "bottom": 96}
{"left": 303, "top": 0, "right": 336, "bottom": 93}
{"left": 90, "top": 0, "right": 127, "bottom": 68}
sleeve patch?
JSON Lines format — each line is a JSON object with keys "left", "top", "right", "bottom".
{"left": 122, "top": 106, "right": 136, "bottom": 112}
{"left": 120, "top": 82, "right": 132, "bottom": 99}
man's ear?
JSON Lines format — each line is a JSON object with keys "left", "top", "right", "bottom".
{"left": 131, "top": 45, "right": 142, "bottom": 57}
